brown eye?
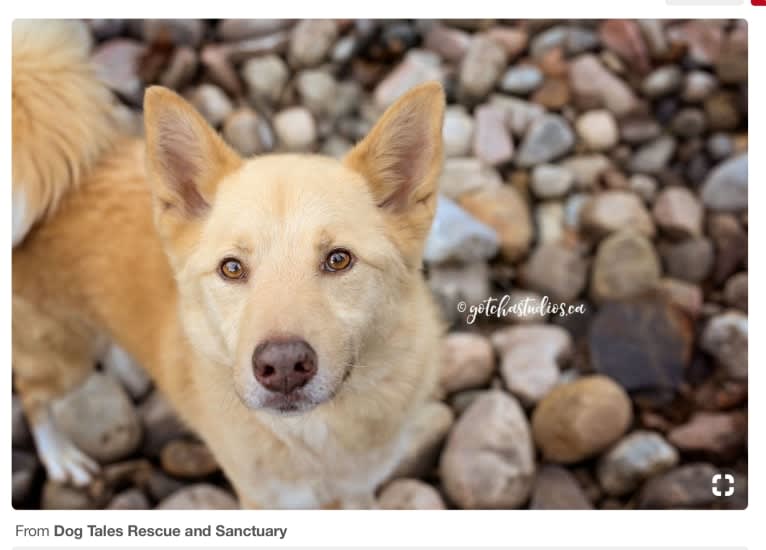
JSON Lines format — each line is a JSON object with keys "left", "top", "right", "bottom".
{"left": 323, "top": 249, "right": 353, "bottom": 272}
{"left": 219, "top": 258, "right": 246, "bottom": 280}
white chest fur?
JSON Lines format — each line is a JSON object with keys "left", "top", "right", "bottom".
{"left": 248, "top": 412, "right": 415, "bottom": 509}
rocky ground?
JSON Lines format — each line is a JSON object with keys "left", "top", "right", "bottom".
{"left": 12, "top": 19, "right": 747, "bottom": 510}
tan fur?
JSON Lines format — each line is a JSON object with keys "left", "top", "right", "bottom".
{"left": 12, "top": 20, "right": 118, "bottom": 246}
{"left": 13, "top": 75, "right": 447, "bottom": 507}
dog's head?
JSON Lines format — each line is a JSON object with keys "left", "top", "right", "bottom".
{"left": 144, "top": 83, "right": 444, "bottom": 415}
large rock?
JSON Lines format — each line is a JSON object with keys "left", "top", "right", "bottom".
{"left": 442, "top": 106, "right": 475, "bottom": 158}
{"left": 223, "top": 108, "right": 265, "bottom": 157}
{"left": 424, "top": 24, "right": 471, "bottom": 63}
{"left": 519, "top": 242, "right": 588, "bottom": 301}
{"left": 187, "top": 84, "right": 233, "bottom": 128}
{"left": 500, "top": 65, "right": 543, "bottom": 95}
{"left": 575, "top": 110, "right": 619, "bottom": 152}
{"left": 42, "top": 482, "right": 98, "bottom": 510}
{"left": 600, "top": 20, "right": 650, "bottom": 74}
{"left": 489, "top": 95, "right": 545, "bottom": 137}
{"left": 157, "top": 484, "right": 239, "bottom": 510}
{"left": 659, "top": 237, "right": 715, "bottom": 284}
{"left": 438, "top": 158, "right": 502, "bottom": 200}
{"left": 668, "top": 20, "right": 723, "bottom": 66}
{"left": 683, "top": 71, "right": 718, "bottom": 103}
{"left": 671, "top": 108, "right": 707, "bottom": 138}
{"left": 288, "top": 19, "right": 337, "bottom": 68}
{"left": 424, "top": 196, "right": 499, "bottom": 264}
{"left": 459, "top": 186, "right": 533, "bottom": 262}
{"left": 700, "top": 311, "right": 748, "bottom": 380}
{"left": 492, "top": 325, "right": 572, "bottom": 405}
{"left": 458, "top": 35, "right": 507, "bottom": 102}
{"left": 107, "top": 489, "right": 151, "bottom": 510}
{"left": 638, "top": 463, "right": 719, "bottom": 509}
{"left": 668, "top": 411, "right": 747, "bottom": 457}
{"left": 440, "top": 391, "right": 534, "bottom": 509}
{"left": 656, "top": 278, "right": 703, "bottom": 319}
{"left": 515, "top": 114, "right": 575, "bottom": 167}
{"left": 91, "top": 39, "right": 146, "bottom": 105}
{"left": 652, "top": 187, "right": 704, "bottom": 238}
{"left": 145, "top": 469, "right": 186, "bottom": 502}
{"left": 532, "top": 375, "right": 633, "bottom": 464}
{"left": 589, "top": 300, "right": 693, "bottom": 402}
{"left": 629, "top": 135, "right": 677, "bottom": 175}
{"left": 716, "top": 24, "right": 748, "bottom": 84}
{"left": 621, "top": 117, "right": 662, "bottom": 144}
{"left": 532, "top": 78, "right": 570, "bottom": 110}
{"left": 473, "top": 104, "right": 514, "bottom": 166}
{"left": 439, "top": 333, "right": 496, "bottom": 395}
{"left": 535, "top": 202, "right": 566, "bottom": 244}
{"left": 705, "top": 91, "right": 740, "bottom": 131}
{"left": 530, "top": 164, "right": 574, "bottom": 199}
{"left": 52, "top": 373, "right": 142, "bottom": 463}
{"left": 708, "top": 214, "right": 747, "bottom": 284}
{"left": 581, "top": 191, "right": 655, "bottom": 238}
{"left": 569, "top": 54, "right": 639, "bottom": 116}
{"left": 378, "top": 479, "right": 446, "bottom": 510}
{"left": 200, "top": 44, "right": 242, "bottom": 97}
{"left": 642, "top": 65, "right": 683, "bottom": 98}
{"left": 296, "top": 70, "right": 337, "bottom": 117}
{"left": 242, "top": 54, "right": 289, "bottom": 105}
{"left": 429, "top": 262, "right": 491, "bottom": 326}
{"left": 141, "top": 19, "right": 206, "bottom": 47}
{"left": 486, "top": 26, "right": 528, "bottom": 59}
{"left": 160, "top": 440, "right": 220, "bottom": 479}
{"left": 137, "top": 391, "right": 192, "bottom": 457}
{"left": 273, "top": 107, "right": 317, "bottom": 152}
{"left": 560, "top": 154, "right": 611, "bottom": 190}
{"left": 101, "top": 345, "right": 151, "bottom": 401}
{"left": 374, "top": 50, "right": 443, "bottom": 109}
{"left": 217, "top": 19, "right": 293, "bottom": 42}
{"left": 590, "top": 229, "right": 661, "bottom": 303}
{"left": 724, "top": 272, "right": 748, "bottom": 312}
{"left": 701, "top": 154, "right": 747, "bottom": 211}
{"left": 530, "top": 465, "right": 592, "bottom": 509}
{"left": 597, "top": 431, "right": 679, "bottom": 496}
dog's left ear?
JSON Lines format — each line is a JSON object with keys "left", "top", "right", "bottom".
{"left": 345, "top": 82, "right": 445, "bottom": 256}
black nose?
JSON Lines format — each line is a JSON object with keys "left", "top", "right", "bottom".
{"left": 252, "top": 338, "right": 318, "bottom": 394}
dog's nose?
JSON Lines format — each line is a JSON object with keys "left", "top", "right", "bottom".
{"left": 252, "top": 339, "right": 318, "bottom": 394}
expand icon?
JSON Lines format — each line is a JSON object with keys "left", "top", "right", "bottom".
{"left": 712, "top": 473, "right": 736, "bottom": 497}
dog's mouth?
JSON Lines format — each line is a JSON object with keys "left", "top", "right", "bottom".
{"left": 252, "top": 359, "right": 356, "bottom": 416}
{"left": 261, "top": 391, "right": 315, "bottom": 415}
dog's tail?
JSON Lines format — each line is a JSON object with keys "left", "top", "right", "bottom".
{"left": 12, "top": 19, "right": 118, "bottom": 246}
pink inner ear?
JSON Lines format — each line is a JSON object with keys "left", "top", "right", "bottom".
{"left": 157, "top": 114, "right": 210, "bottom": 217}
{"left": 376, "top": 110, "right": 434, "bottom": 211}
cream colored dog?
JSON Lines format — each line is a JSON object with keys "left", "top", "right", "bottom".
{"left": 13, "top": 20, "right": 446, "bottom": 508}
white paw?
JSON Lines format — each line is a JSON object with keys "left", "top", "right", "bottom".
{"left": 32, "top": 412, "right": 99, "bottom": 487}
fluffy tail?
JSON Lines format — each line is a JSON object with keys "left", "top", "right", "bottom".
{"left": 12, "top": 19, "right": 118, "bottom": 246}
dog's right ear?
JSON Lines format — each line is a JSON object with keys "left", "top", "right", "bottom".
{"left": 144, "top": 86, "right": 241, "bottom": 220}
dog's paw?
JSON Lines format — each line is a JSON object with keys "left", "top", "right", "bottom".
{"left": 33, "top": 415, "right": 99, "bottom": 487}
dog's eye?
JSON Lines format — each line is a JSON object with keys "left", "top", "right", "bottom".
{"left": 219, "top": 258, "right": 247, "bottom": 281}
{"left": 323, "top": 249, "right": 353, "bottom": 272}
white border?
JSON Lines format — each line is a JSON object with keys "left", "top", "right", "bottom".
{"left": 2, "top": 1, "right": 758, "bottom": 548}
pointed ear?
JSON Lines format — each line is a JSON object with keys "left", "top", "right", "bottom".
{"left": 144, "top": 86, "right": 241, "bottom": 219}
{"left": 344, "top": 82, "right": 445, "bottom": 250}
